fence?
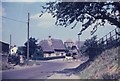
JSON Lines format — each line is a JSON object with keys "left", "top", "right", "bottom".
{"left": 97, "top": 28, "right": 120, "bottom": 50}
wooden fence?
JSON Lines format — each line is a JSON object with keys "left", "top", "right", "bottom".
{"left": 97, "top": 28, "right": 120, "bottom": 50}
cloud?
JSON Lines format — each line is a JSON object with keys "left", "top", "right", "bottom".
{"left": 30, "top": 12, "right": 55, "bottom": 21}
{"left": 37, "top": 20, "right": 55, "bottom": 28}
{"left": 31, "top": 12, "right": 56, "bottom": 28}
{"left": 30, "top": 13, "right": 41, "bottom": 19}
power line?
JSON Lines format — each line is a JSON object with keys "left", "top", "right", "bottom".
{"left": 1, "top": 16, "right": 27, "bottom": 23}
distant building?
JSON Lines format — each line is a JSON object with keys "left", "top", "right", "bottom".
{"left": 64, "top": 39, "right": 78, "bottom": 57}
{"left": 64, "top": 39, "right": 74, "bottom": 48}
{"left": 0, "top": 41, "right": 9, "bottom": 54}
{"left": 10, "top": 45, "right": 18, "bottom": 55}
{"left": 75, "top": 41, "right": 85, "bottom": 49}
{"left": 38, "top": 36, "right": 66, "bottom": 58}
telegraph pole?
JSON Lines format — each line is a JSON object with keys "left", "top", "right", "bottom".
{"left": 9, "top": 34, "right": 11, "bottom": 54}
{"left": 78, "top": 32, "right": 81, "bottom": 55}
{"left": 27, "top": 13, "right": 30, "bottom": 65}
{"left": 78, "top": 34, "right": 80, "bottom": 50}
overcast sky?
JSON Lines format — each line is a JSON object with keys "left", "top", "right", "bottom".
{"left": 1, "top": 1, "right": 116, "bottom": 46}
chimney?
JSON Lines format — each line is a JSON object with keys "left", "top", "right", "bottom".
{"left": 48, "top": 36, "right": 52, "bottom": 46}
{"left": 48, "top": 36, "right": 51, "bottom": 39}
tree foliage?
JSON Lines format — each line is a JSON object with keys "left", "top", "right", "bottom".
{"left": 17, "top": 46, "right": 27, "bottom": 57}
{"left": 80, "top": 35, "right": 102, "bottom": 60}
{"left": 24, "top": 37, "right": 38, "bottom": 58}
{"left": 42, "top": 1, "right": 120, "bottom": 35}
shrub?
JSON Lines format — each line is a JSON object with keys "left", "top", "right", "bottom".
{"left": 80, "top": 35, "right": 103, "bottom": 60}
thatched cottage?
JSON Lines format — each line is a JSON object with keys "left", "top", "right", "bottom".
{"left": 38, "top": 36, "right": 66, "bottom": 58}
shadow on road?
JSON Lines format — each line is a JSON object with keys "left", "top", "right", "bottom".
{"left": 55, "top": 59, "right": 92, "bottom": 76}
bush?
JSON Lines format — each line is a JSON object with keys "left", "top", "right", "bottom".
{"left": 80, "top": 35, "right": 103, "bottom": 60}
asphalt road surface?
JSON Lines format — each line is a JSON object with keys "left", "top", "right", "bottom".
{"left": 2, "top": 60, "right": 80, "bottom": 79}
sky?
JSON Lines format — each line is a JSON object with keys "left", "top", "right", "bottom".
{"left": 1, "top": 1, "right": 116, "bottom": 46}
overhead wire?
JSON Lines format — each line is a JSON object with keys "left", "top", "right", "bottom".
{"left": 1, "top": 16, "right": 27, "bottom": 23}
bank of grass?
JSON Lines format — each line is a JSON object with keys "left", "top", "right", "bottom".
{"left": 78, "top": 46, "right": 119, "bottom": 79}
{"left": 48, "top": 46, "right": 119, "bottom": 79}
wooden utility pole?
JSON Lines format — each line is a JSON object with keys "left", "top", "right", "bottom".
{"left": 27, "top": 13, "right": 30, "bottom": 64}
{"left": 9, "top": 34, "right": 11, "bottom": 54}
{"left": 78, "top": 33, "right": 82, "bottom": 57}
{"left": 78, "top": 34, "right": 80, "bottom": 50}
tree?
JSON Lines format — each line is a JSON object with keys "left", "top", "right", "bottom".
{"left": 17, "top": 46, "right": 27, "bottom": 57}
{"left": 41, "top": 1, "right": 120, "bottom": 35}
{"left": 80, "top": 35, "right": 102, "bottom": 60}
{"left": 34, "top": 46, "right": 44, "bottom": 58}
{"left": 24, "top": 37, "right": 38, "bottom": 58}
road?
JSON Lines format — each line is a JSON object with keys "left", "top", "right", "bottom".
{"left": 2, "top": 60, "right": 80, "bottom": 79}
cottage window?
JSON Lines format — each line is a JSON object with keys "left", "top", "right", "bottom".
{"left": 49, "top": 54, "right": 51, "bottom": 56}
{"left": 56, "top": 53, "right": 59, "bottom": 56}
{"left": 61, "top": 53, "right": 64, "bottom": 56}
